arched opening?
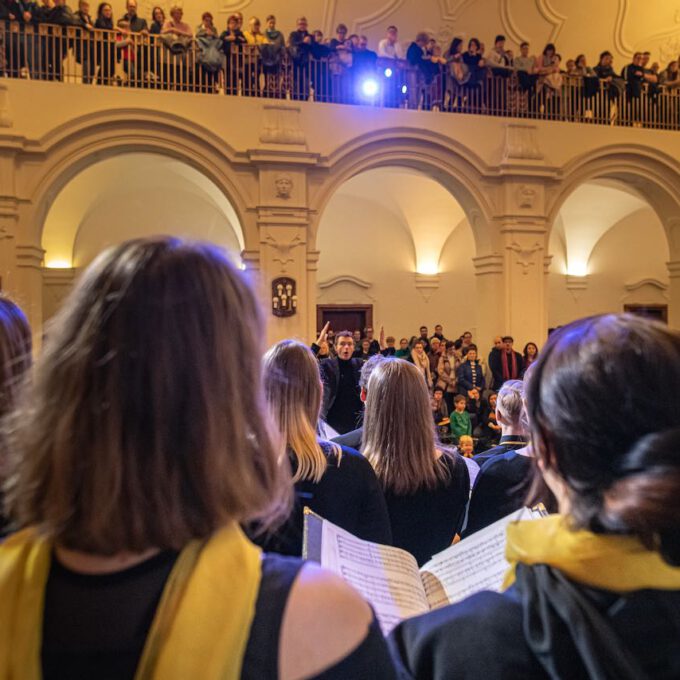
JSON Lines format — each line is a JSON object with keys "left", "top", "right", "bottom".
{"left": 41, "top": 152, "right": 244, "bottom": 320}
{"left": 549, "top": 178, "right": 670, "bottom": 327}
{"left": 316, "top": 167, "right": 476, "bottom": 338}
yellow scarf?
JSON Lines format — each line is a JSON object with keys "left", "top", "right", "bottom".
{"left": 503, "top": 514, "right": 680, "bottom": 592}
{"left": 0, "top": 523, "right": 262, "bottom": 680}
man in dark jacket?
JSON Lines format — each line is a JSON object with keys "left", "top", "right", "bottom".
{"left": 288, "top": 15, "right": 312, "bottom": 100}
{"left": 490, "top": 336, "right": 523, "bottom": 388}
{"left": 319, "top": 331, "right": 364, "bottom": 435}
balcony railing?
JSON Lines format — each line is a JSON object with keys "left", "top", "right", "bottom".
{"left": 2, "top": 22, "right": 678, "bottom": 131}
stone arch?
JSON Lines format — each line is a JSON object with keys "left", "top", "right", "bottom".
{"left": 309, "top": 129, "right": 497, "bottom": 255}
{"left": 547, "top": 145, "right": 680, "bottom": 258}
{"left": 21, "top": 109, "right": 256, "bottom": 253}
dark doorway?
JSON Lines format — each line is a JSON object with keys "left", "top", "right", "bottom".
{"left": 623, "top": 304, "right": 668, "bottom": 324}
{"left": 316, "top": 304, "right": 373, "bottom": 335}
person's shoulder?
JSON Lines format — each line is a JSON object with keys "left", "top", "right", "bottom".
{"left": 279, "top": 562, "right": 375, "bottom": 680}
{"left": 390, "top": 590, "right": 529, "bottom": 678}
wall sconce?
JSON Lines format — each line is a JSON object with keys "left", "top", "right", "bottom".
{"left": 272, "top": 277, "right": 297, "bottom": 317}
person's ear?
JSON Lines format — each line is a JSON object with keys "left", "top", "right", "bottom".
{"left": 360, "top": 387, "right": 367, "bottom": 402}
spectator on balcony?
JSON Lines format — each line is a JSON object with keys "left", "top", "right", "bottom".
{"left": 406, "top": 31, "right": 431, "bottom": 108}
{"left": 147, "top": 5, "right": 163, "bottom": 84}
{"left": 660, "top": 60, "right": 680, "bottom": 88}
{"left": 594, "top": 49, "right": 624, "bottom": 102}
{"left": 641, "top": 50, "right": 659, "bottom": 101}
{"left": 328, "top": 23, "right": 346, "bottom": 51}
{"left": 232, "top": 10, "right": 243, "bottom": 30}
{"left": 219, "top": 13, "right": 245, "bottom": 95}
{"left": 73, "top": 0, "right": 95, "bottom": 83}
{"left": 288, "top": 15, "right": 312, "bottom": 100}
{"left": 486, "top": 33, "right": 511, "bottom": 75}
{"left": 119, "top": 0, "right": 146, "bottom": 85}
{"left": 41, "top": 0, "right": 77, "bottom": 81}
{"left": 351, "top": 33, "right": 377, "bottom": 101}
{"left": 6, "top": 0, "right": 38, "bottom": 78}
{"left": 513, "top": 41, "right": 537, "bottom": 102}
{"left": 260, "top": 15, "right": 284, "bottom": 97}
{"left": 378, "top": 25, "right": 404, "bottom": 59}
{"left": 462, "top": 37, "right": 485, "bottom": 107}
{"left": 149, "top": 5, "right": 162, "bottom": 33}
{"left": 623, "top": 51, "right": 645, "bottom": 102}
{"left": 160, "top": 5, "right": 192, "bottom": 90}
{"left": 445, "top": 37, "right": 468, "bottom": 109}
{"left": 195, "top": 12, "right": 220, "bottom": 93}
{"left": 92, "top": 1, "right": 115, "bottom": 84}
{"left": 242, "top": 16, "right": 265, "bottom": 96}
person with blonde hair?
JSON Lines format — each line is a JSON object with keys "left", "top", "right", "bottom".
{"left": 363, "top": 358, "right": 469, "bottom": 566}
{"left": 0, "top": 238, "right": 396, "bottom": 679}
{"left": 257, "top": 339, "right": 391, "bottom": 555}
{"left": 411, "top": 338, "right": 432, "bottom": 389}
{"left": 391, "top": 314, "right": 680, "bottom": 678}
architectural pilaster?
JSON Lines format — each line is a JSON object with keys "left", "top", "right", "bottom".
{"left": 667, "top": 260, "right": 680, "bottom": 330}
{"left": 15, "top": 244, "right": 45, "bottom": 345}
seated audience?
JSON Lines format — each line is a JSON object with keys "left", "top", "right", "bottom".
{"left": 255, "top": 340, "right": 391, "bottom": 555}
{"left": 436, "top": 341, "right": 458, "bottom": 413}
{"left": 431, "top": 386, "right": 449, "bottom": 424}
{"left": 353, "top": 338, "right": 372, "bottom": 361}
{"left": 411, "top": 338, "right": 433, "bottom": 389}
{"left": 0, "top": 297, "right": 32, "bottom": 538}
{"left": 390, "top": 313, "right": 680, "bottom": 678}
{"left": 381, "top": 335, "right": 397, "bottom": 357}
{"left": 363, "top": 359, "right": 469, "bottom": 566}
{"left": 457, "top": 434, "right": 474, "bottom": 458}
{"left": 475, "top": 390, "right": 501, "bottom": 451}
{"left": 490, "top": 334, "right": 524, "bottom": 386}
{"left": 0, "top": 237, "right": 395, "bottom": 679}
{"left": 395, "top": 337, "right": 410, "bottom": 359}
{"left": 456, "top": 344, "right": 484, "bottom": 416}
{"left": 449, "top": 393, "right": 472, "bottom": 440}
{"left": 522, "top": 341, "right": 539, "bottom": 375}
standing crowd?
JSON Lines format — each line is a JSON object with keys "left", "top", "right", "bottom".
{"left": 1, "top": 5, "right": 677, "bottom": 126}
{"left": 0, "top": 236, "right": 678, "bottom": 679}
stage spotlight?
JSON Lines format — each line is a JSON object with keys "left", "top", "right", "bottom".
{"left": 401, "top": 84, "right": 408, "bottom": 94}
{"left": 384, "top": 67, "right": 393, "bottom": 78}
{"left": 361, "top": 78, "right": 379, "bottom": 97}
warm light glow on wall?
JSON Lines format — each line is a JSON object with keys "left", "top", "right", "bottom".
{"left": 416, "top": 260, "right": 439, "bottom": 275}
{"left": 45, "top": 259, "right": 72, "bottom": 269}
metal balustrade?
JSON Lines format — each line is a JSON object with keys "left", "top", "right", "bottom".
{"left": 1, "top": 22, "right": 678, "bottom": 131}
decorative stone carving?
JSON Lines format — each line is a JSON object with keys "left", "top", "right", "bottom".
{"left": 516, "top": 184, "right": 537, "bottom": 209}
{"left": 318, "top": 274, "right": 372, "bottom": 291}
{"left": 0, "top": 83, "right": 12, "bottom": 128}
{"left": 506, "top": 241, "right": 542, "bottom": 274}
{"left": 472, "top": 253, "right": 503, "bottom": 276}
{"left": 566, "top": 274, "right": 589, "bottom": 301}
{"left": 274, "top": 173, "right": 294, "bottom": 200}
{"left": 624, "top": 278, "right": 669, "bottom": 293}
{"left": 263, "top": 233, "right": 304, "bottom": 271}
{"left": 502, "top": 124, "right": 543, "bottom": 161}
{"left": 414, "top": 273, "right": 440, "bottom": 302}
{"left": 259, "top": 105, "right": 306, "bottom": 146}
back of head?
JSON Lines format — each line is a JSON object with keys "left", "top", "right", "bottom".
{"left": 526, "top": 314, "right": 680, "bottom": 565}
{"left": 6, "top": 237, "right": 290, "bottom": 555}
{"left": 263, "top": 339, "right": 329, "bottom": 483}
{"left": 362, "top": 358, "right": 447, "bottom": 494}
{"left": 496, "top": 379, "right": 525, "bottom": 428}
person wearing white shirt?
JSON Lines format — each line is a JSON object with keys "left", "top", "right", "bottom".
{"left": 377, "top": 25, "right": 404, "bottom": 59}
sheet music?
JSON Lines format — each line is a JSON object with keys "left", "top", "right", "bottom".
{"left": 420, "top": 507, "right": 533, "bottom": 609}
{"left": 320, "top": 521, "right": 430, "bottom": 634}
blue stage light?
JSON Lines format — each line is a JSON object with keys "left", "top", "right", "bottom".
{"left": 384, "top": 67, "right": 393, "bottom": 78}
{"left": 401, "top": 84, "right": 408, "bottom": 94}
{"left": 362, "top": 78, "right": 379, "bottom": 97}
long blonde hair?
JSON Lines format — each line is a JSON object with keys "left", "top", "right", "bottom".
{"left": 263, "top": 340, "right": 340, "bottom": 483}
{"left": 362, "top": 358, "right": 450, "bottom": 494}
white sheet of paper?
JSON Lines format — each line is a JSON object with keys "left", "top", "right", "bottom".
{"left": 420, "top": 507, "right": 533, "bottom": 609}
{"left": 320, "top": 521, "right": 429, "bottom": 634}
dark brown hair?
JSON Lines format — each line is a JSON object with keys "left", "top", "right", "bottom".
{"left": 526, "top": 314, "right": 680, "bottom": 565}
{"left": 5, "top": 238, "right": 291, "bottom": 554}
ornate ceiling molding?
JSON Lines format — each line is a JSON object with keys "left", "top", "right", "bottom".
{"left": 535, "top": 0, "right": 566, "bottom": 43}
{"left": 437, "top": 0, "right": 474, "bottom": 22}
{"left": 318, "top": 274, "right": 373, "bottom": 290}
{"left": 624, "top": 278, "right": 668, "bottom": 292}
{"left": 499, "top": 0, "right": 530, "bottom": 46}
{"left": 613, "top": 0, "right": 634, "bottom": 59}
{"left": 353, "top": 0, "right": 406, "bottom": 34}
